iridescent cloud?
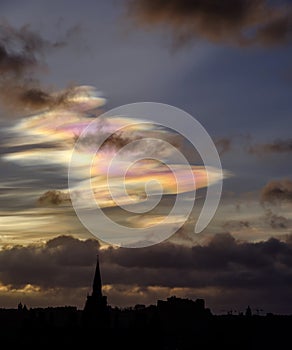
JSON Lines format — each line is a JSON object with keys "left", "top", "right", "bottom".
{"left": 2, "top": 85, "right": 223, "bottom": 215}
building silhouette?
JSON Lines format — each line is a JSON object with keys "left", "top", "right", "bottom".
{"left": 245, "top": 305, "right": 252, "bottom": 317}
{"left": 83, "top": 254, "right": 109, "bottom": 326}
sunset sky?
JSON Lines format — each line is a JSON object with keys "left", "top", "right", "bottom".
{"left": 1, "top": 0, "right": 292, "bottom": 314}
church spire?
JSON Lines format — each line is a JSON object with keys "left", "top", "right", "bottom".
{"left": 83, "top": 253, "right": 108, "bottom": 326}
{"left": 92, "top": 254, "right": 102, "bottom": 298}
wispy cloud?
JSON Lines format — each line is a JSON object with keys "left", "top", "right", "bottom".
{"left": 249, "top": 139, "right": 292, "bottom": 155}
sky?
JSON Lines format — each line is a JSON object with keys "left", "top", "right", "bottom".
{"left": 0, "top": 0, "right": 292, "bottom": 313}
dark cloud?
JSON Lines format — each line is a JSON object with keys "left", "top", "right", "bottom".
{"left": 223, "top": 220, "right": 250, "bottom": 230}
{"left": 1, "top": 233, "right": 292, "bottom": 297}
{"left": 256, "top": 9, "right": 292, "bottom": 46}
{"left": 0, "top": 83, "right": 75, "bottom": 112}
{"left": 38, "top": 190, "right": 71, "bottom": 207}
{"left": 265, "top": 209, "right": 288, "bottom": 229}
{"left": 0, "top": 236, "right": 99, "bottom": 289}
{"left": 77, "top": 126, "right": 181, "bottom": 157}
{"left": 2, "top": 234, "right": 292, "bottom": 311}
{"left": 75, "top": 129, "right": 134, "bottom": 153}
{"left": 17, "top": 87, "right": 53, "bottom": 108}
{"left": 0, "top": 23, "right": 45, "bottom": 76}
{"left": 261, "top": 179, "right": 292, "bottom": 204}
{"left": 249, "top": 139, "right": 292, "bottom": 155}
{"left": 215, "top": 137, "right": 232, "bottom": 156}
{"left": 127, "top": 0, "right": 292, "bottom": 47}
{"left": 101, "top": 132, "right": 132, "bottom": 151}
{"left": 0, "top": 21, "right": 78, "bottom": 113}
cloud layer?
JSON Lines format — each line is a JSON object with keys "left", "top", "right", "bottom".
{"left": 2, "top": 234, "right": 292, "bottom": 312}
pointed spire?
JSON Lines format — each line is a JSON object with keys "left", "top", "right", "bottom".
{"left": 92, "top": 254, "right": 102, "bottom": 298}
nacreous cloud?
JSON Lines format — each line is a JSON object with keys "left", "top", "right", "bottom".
{"left": 3, "top": 85, "right": 223, "bottom": 213}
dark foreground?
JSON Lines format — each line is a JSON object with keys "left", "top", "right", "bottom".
{"left": 1, "top": 317, "right": 292, "bottom": 349}
{"left": 0, "top": 300, "right": 291, "bottom": 349}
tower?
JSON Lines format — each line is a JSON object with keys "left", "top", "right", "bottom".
{"left": 83, "top": 254, "right": 108, "bottom": 326}
{"left": 92, "top": 254, "right": 102, "bottom": 299}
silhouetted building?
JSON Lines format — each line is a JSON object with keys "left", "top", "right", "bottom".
{"left": 83, "top": 254, "right": 109, "bottom": 326}
{"left": 157, "top": 296, "right": 211, "bottom": 330}
{"left": 245, "top": 305, "right": 252, "bottom": 317}
{"left": 1, "top": 289, "right": 292, "bottom": 347}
